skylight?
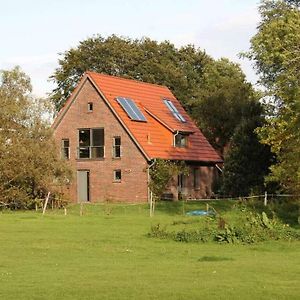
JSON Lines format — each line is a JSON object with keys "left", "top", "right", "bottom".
{"left": 116, "top": 97, "right": 147, "bottom": 122}
{"left": 163, "top": 99, "right": 186, "bottom": 123}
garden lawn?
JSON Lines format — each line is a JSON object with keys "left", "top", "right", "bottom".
{"left": 0, "top": 202, "right": 299, "bottom": 300}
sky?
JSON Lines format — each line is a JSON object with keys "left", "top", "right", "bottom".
{"left": 0, "top": 0, "right": 261, "bottom": 97}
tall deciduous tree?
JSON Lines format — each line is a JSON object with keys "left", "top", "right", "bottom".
{"left": 190, "top": 58, "right": 259, "bottom": 154}
{"left": 246, "top": 0, "right": 300, "bottom": 193}
{"left": 50, "top": 35, "right": 211, "bottom": 112}
{"left": 0, "top": 67, "right": 72, "bottom": 208}
{"left": 221, "top": 101, "right": 273, "bottom": 197}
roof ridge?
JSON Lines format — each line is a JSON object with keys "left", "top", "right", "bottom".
{"left": 86, "top": 71, "right": 171, "bottom": 90}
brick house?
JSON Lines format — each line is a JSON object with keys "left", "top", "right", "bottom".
{"left": 52, "top": 72, "right": 222, "bottom": 202}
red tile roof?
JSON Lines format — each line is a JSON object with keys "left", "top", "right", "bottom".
{"left": 55, "top": 72, "right": 222, "bottom": 163}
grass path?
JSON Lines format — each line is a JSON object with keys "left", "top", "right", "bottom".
{"left": 0, "top": 203, "right": 299, "bottom": 299}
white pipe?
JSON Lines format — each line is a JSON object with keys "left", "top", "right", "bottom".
{"left": 173, "top": 130, "right": 179, "bottom": 146}
{"left": 215, "top": 164, "right": 223, "bottom": 173}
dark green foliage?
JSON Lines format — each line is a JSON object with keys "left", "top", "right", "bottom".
{"left": 190, "top": 58, "right": 259, "bottom": 154}
{"left": 221, "top": 107, "right": 274, "bottom": 197}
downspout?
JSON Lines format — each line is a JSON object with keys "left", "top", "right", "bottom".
{"left": 173, "top": 130, "right": 180, "bottom": 146}
{"left": 215, "top": 164, "right": 223, "bottom": 173}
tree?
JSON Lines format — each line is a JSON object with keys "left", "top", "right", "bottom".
{"left": 221, "top": 101, "right": 273, "bottom": 197}
{"left": 189, "top": 58, "right": 259, "bottom": 155}
{"left": 0, "top": 67, "right": 72, "bottom": 209}
{"left": 148, "top": 159, "right": 188, "bottom": 216}
{"left": 246, "top": 0, "right": 300, "bottom": 193}
{"left": 50, "top": 35, "right": 211, "bottom": 112}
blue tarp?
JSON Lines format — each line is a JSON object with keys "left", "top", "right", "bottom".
{"left": 186, "top": 210, "right": 214, "bottom": 216}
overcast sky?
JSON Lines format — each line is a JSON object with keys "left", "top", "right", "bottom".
{"left": 0, "top": 0, "right": 261, "bottom": 97}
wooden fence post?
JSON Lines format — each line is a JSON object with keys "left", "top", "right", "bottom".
{"left": 264, "top": 191, "right": 268, "bottom": 206}
{"left": 42, "top": 192, "right": 51, "bottom": 215}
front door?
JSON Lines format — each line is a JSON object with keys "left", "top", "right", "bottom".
{"left": 77, "top": 170, "right": 90, "bottom": 202}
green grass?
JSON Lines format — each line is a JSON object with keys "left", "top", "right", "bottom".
{"left": 0, "top": 201, "right": 299, "bottom": 300}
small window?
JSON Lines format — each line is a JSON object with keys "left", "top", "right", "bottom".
{"left": 61, "top": 139, "right": 70, "bottom": 159}
{"left": 87, "top": 102, "right": 93, "bottom": 112}
{"left": 175, "top": 133, "right": 187, "bottom": 148}
{"left": 194, "top": 168, "right": 200, "bottom": 189}
{"left": 113, "top": 137, "right": 121, "bottom": 158}
{"left": 114, "top": 170, "right": 122, "bottom": 182}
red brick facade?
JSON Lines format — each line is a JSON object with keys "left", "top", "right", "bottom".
{"left": 54, "top": 79, "right": 148, "bottom": 202}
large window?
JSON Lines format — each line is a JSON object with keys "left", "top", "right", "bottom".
{"left": 61, "top": 139, "right": 70, "bottom": 159}
{"left": 174, "top": 133, "right": 188, "bottom": 148}
{"left": 78, "top": 128, "right": 104, "bottom": 159}
{"left": 113, "top": 137, "right": 121, "bottom": 158}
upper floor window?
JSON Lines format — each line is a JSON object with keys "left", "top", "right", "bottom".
{"left": 174, "top": 133, "right": 188, "bottom": 148}
{"left": 113, "top": 136, "right": 121, "bottom": 158}
{"left": 61, "top": 139, "right": 70, "bottom": 159}
{"left": 78, "top": 128, "right": 104, "bottom": 159}
{"left": 87, "top": 102, "right": 93, "bottom": 112}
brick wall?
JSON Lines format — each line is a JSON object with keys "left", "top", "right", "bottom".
{"left": 165, "top": 164, "right": 216, "bottom": 200}
{"left": 54, "top": 79, "right": 149, "bottom": 203}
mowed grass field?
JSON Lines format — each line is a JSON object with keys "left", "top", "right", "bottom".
{"left": 0, "top": 201, "right": 299, "bottom": 300}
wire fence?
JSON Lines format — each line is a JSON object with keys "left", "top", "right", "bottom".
{"left": 186, "top": 193, "right": 300, "bottom": 204}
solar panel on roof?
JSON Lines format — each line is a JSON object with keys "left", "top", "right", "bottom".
{"left": 116, "top": 97, "right": 147, "bottom": 122}
{"left": 163, "top": 99, "right": 186, "bottom": 123}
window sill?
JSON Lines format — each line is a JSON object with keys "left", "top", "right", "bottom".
{"left": 76, "top": 158, "right": 105, "bottom": 161}
{"left": 112, "top": 157, "right": 121, "bottom": 160}
{"left": 113, "top": 180, "right": 121, "bottom": 183}
{"left": 194, "top": 188, "right": 201, "bottom": 191}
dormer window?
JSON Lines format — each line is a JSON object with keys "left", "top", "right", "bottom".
{"left": 87, "top": 102, "right": 93, "bottom": 112}
{"left": 174, "top": 133, "right": 188, "bottom": 148}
